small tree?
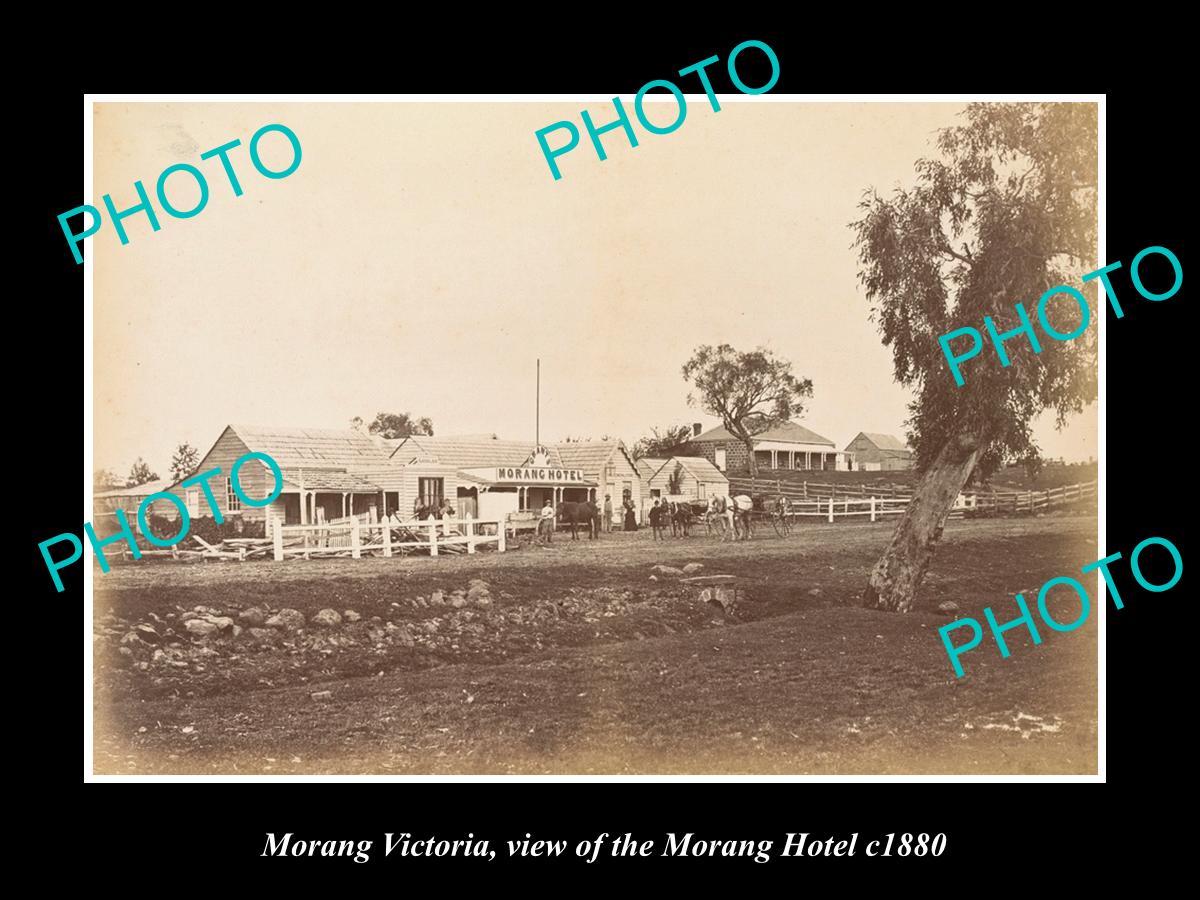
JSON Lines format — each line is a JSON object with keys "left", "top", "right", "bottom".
{"left": 851, "top": 102, "right": 1097, "bottom": 613}
{"left": 631, "top": 424, "right": 693, "bottom": 461}
{"left": 169, "top": 443, "right": 200, "bottom": 482}
{"left": 94, "top": 469, "right": 122, "bottom": 492}
{"left": 682, "top": 345, "right": 813, "bottom": 476}
{"left": 667, "top": 462, "right": 684, "bottom": 496}
{"left": 364, "top": 412, "right": 434, "bottom": 439}
{"left": 127, "top": 458, "right": 159, "bottom": 487}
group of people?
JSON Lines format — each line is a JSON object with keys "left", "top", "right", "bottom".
{"left": 536, "top": 493, "right": 638, "bottom": 544}
{"left": 531, "top": 492, "right": 797, "bottom": 545}
{"left": 649, "top": 494, "right": 774, "bottom": 542}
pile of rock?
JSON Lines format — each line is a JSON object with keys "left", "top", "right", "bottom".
{"left": 650, "top": 563, "right": 705, "bottom": 577}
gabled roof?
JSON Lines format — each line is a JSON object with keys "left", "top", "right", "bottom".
{"left": 393, "top": 435, "right": 565, "bottom": 468}
{"left": 850, "top": 432, "right": 911, "bottom": 453}
{"left": 636, "top": 457, "right": 669, "bottom": 481}
{"left": 671, "top": 455, "right": 729, "bottom": 483}
{"left": 691, "top": 420, "right": 835, "bottom": 448}
{"left": 553, "top": 440, "right": 631, "bottom": 476}
{"left": 228, "top": 424, "right": 391, "bottom": 469}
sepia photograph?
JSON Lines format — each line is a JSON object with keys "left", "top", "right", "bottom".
{"left": 86, "top": 97, "right": 1099, "bottom": 776}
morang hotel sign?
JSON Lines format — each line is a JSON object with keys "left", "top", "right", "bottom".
{"left": 467, "top": 466, "right": 586, "bottom": 484}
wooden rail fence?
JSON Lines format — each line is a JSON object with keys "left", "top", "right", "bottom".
{"left": 729, "top": 479, "right": 1097, "bottom": 520}
{"left": 270, "top": 514, "right": 506, "bottom": 560}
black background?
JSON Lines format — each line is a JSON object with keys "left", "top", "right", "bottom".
{"left": 28, "top": 25, "right": 1186, "bottom": 885}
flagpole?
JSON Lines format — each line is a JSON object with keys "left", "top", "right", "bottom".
{"left": 536, "top": 358, "right": 540, "bottom": 447}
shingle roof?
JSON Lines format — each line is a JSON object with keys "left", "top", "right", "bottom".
{"left": 671, "top": 455, "right": 729, "bottom": 483}
{"left": 853, "top": 432, "right": 911, "bottom": 453}
{"left": 393, "top": 435, "right": 565, "bottom": 468}
{"left": 691, "top": 420, "right": 835, "bottom": 447}
{"left": 230, "top": 425, "right": 391, "bottom": 469}
{"left": 554, "top": 440, "right": 623, "bottom": 475}
{"left": 281, "top": 471, "right": 382, "bottom": 491}
{"left": 636, "top": 457, "right": 668, "bottom": 480}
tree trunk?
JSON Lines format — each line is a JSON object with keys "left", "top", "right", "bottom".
{"left": 862, "top": 428, "right": 983, "bottom": 613}
{"left": 745, "top": 439, "right": 758, "bottom": 477}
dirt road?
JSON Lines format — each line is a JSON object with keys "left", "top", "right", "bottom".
{"left": 93, "top": 514, "right": 1098, "bottom": 775}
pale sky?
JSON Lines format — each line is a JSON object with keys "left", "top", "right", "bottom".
{"left": 92, "top": 101, "right": 1096, "bottom": 476}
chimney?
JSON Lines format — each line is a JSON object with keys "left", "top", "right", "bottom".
{"left": 693, "top": 423, "right": 703, "bottom": 437}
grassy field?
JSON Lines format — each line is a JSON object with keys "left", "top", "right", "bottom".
{"left": 92, "top": 514, "right": 1098, "bottom": 775}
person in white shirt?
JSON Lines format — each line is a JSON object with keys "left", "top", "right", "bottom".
{"left": 540, "top": 499, "right": 556, "bottom": 543}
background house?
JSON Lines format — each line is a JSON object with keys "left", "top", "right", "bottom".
{"left": 686, "top": 421, "right": 853, "bottom": 472}
{"left": 394, "top": 436, "right": 635, "bottom": 522}
{"left": 94, "top": 479, "right": 175, "bottom": 533}
{"left": 644, "top": 456, "right": 729, "bottom": 505}
{"left": 554, "top": 440, "right": 642, "bottom": 518}
{"left": 162, "top": 425, "right": 394, "bottom": 527}
{"left": 844, "top": 432, "right": 914, "bottom": 471}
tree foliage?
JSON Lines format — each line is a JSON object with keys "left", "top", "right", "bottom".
{"left": 169, "top": 443, "right": 201, "bottom": 482}
{"left": 681, "top": 345, "right": 813, "bottom": 474}
{"left": 95, "top": 469, "right": 123, "bottom": 492}
{"left": 851, "top": 103, "right": 1098, "bottom": 481}
{"left": 127, "top": 458, "right": 159, "bottom": 487}
{"left": 361, "top": 412, "right": 434, "bottom": 439}
{"left": 631, "top": 424, "right": 693, "bottom": 461}
{"left": 667, "top": 462, "right": 684, "bottom": 495}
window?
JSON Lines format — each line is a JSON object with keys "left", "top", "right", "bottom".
{"left": 650, "top": 489, "right": 661, "bottom": 498}
{"left": 186, "top": 490, "right": 199, "bottom": 517}
{"left": 418, "top": 477, "right": 445, "bottom": 507}
{"left": 697, "top": 482, "right": 707, "bottom": 499}
{"left": 715, "top": 449, "right": 727, "bottom": 471}
{"left": 226, "top": 476, "right": 242, "bottom": 512}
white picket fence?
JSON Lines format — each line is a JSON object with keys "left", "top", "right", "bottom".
{"left": 783, "top": 496, "right": 914, "bottom": 522}
{"left": 271, "top": 514, "right": 505, "bottom": 560}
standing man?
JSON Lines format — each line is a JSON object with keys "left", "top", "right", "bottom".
{"left": 540, "top": 498, "right": 557, "bottom": 544}
{"left": 603, "top": 494, "right": 614, "bottom": 533}
{"left": 649, "top": 499, "right": 663, "bottom": 541}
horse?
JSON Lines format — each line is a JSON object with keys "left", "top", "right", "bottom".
{"left": 709, "top": 495, "right": 752, "bottom": 540}
{"left": 670, "top": 502, "right": 693, "bottom": 537}
{"left": 732, "top": 494, "right": 755, "bottom": 540}
{"left": 556, "top": 501, "right": 599, "bottom": 540}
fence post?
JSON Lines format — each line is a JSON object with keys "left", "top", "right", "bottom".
{"left": 498, "top": 518, "right": 507, "bottom": 552}
{"left": 870, "top": 496, "right": 876, "bottom": 522}
{"left": 382, "top": 519, "right": 392, "bottom": 558}
{"left": 827, "top": 497, "right": 834, "bottom": 524}
{"left": 429, "top": 519, "right": 439, "bottom": 557}
{"left": 273, "top": 519, "right": 284, "bottom": 561}
{"left": 350, "top": 516, "right": 361, "bottom": 559}
{"left": 466, "top": 513, "right": 476, "bottom": 554}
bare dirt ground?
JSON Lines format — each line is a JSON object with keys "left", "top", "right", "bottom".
{"left": 92, "top": 514, "right": 1098, "bottom": 775}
